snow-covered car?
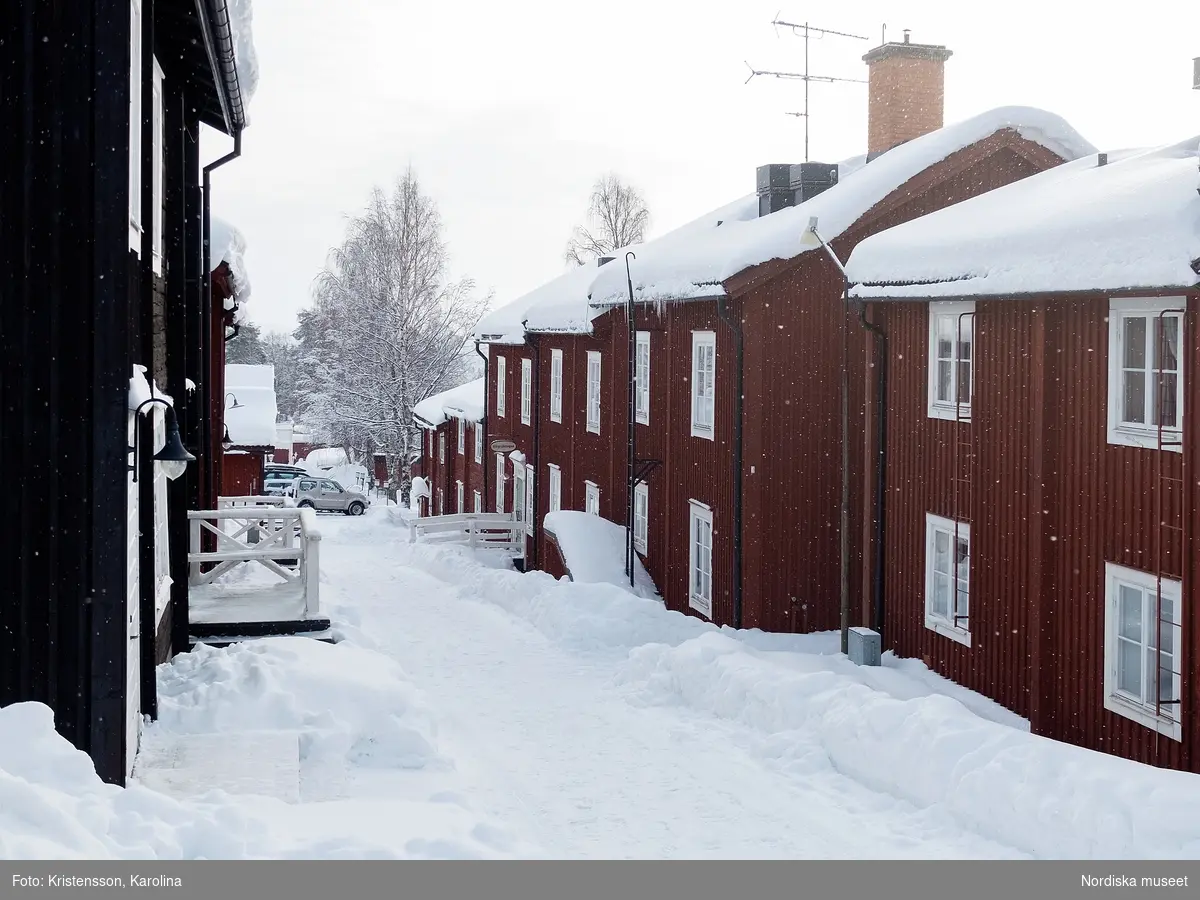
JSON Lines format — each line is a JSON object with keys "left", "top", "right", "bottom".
{"left": 263, "top": 464, "right": 309, "bottom": 496}
{"left": 291, "top": 477, "right": 370, "bottom": 516}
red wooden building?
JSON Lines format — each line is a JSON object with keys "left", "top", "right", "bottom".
{"left": 843, "top": 138, "right": 1200, "bottom": 771}
{"left": 413, "top": 378, "right": 487, "bottom": 518}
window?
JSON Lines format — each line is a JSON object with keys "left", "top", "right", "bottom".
{"left": 586, "top": 351, "right": 601, "bottom": 434}
{"left": 550, "top": 349, "right": 563, "bottom": 423}
{"left": 437, "top": 490, "right": 443, "bottom": 516}
{"left": 521, "top": 358, "right": 532, "bottom": 426}
{"left": 1104, "top": 563, "right": 1183, "bottom": 740}
{"left": 1108, "top": 298, "right": 1186, "bottom": 451}
{"left": 128, "top": 0, "right": 143, "bottom": 251}
{"left": 633, "top": 483, "right": 649, "bottom": 554}
{"left": 513, "top": 465, "right": 526, "bottom": 527}
{"left": 473, "top": 490, "right": 482, "bottom": 513}
{"left": 456, "top": 480, "right": 464, "bottom": 514}
{"left": 496, "top": 356, "right": 507, "bottom": 418}
{"left": 495, "top": 453, "right": 505, "bottom": 512}
{"left": 474, "top": 422, "right": 483, "bottom": 463}
{"left": 428, "top": 430, "right": 433, "bottom": 458}
{"left": 924, "top": 513, "right": 971, "bottom": 646}
{"left": 584, "top": 481, "right": 600, "bottom": 516}
{"left": 548, "top": 464, "right": 561, "bottom": 513}
{"left": 635, "top": 332, "right": 651, "bottom": 425}
{"left": 524, "top": 464, "right": 535, "bottom": 537}
{"left": 298, "top": 480, "right": 317, "bottom": 492}
{"left": 691, "top": 332, "right": 716, "bottom": 439}
{"left": 688, "top": 501, "right": 713, "bottom": 618}
{"left": 457, "top": 420, "right": 465, "bottom": 455}
{"left": 151, "top": 58, "right": 164, "bottom": 273}
{"left": 438, "top": 431, "right": 445, "bottom": 464}
{"left": 927, "top": 301, "right": 975, "bottom": 421}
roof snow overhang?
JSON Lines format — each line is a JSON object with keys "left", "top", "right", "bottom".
{"left": 156, "top": 0, "right": 247, "bottom": 135}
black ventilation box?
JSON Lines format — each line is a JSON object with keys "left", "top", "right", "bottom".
{"left": 757, "top": 164, "right": 796, "bottom": 217}
{"left": 790, "top": 162, "right": 839, "bottom": 203}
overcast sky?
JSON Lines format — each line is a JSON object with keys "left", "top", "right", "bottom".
{"left": 207, "top": 0, "right": 1200, "bottom": 335}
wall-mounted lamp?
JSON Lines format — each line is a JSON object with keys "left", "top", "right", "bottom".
{"left": 222, "top": 424, "right": 234, "bottom": 452}
{"left": 225, "top": 392, "right": 245, "bottom": 409}
{"left": 128, "top": 399, "right": 196, "bottom": 483}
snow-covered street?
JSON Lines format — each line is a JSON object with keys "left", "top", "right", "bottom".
{"left": 5, "top": 506, "right": 1200, "bottom": 859}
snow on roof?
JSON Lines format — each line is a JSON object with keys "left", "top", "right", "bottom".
{"left": 210, "top": 216, "right": 251, "bottom": 307}
{"left": 224, "top": 363, "right": 277, "bottom": 447}
{"left": 412, "top": 377, "right": 486, "bottom": 429}
{"left": 845, "top": 137, "right": 1200, "bottom": 300}
{"left": 226, "top": 0, "right": 260, "bottom": 118}
{"left": 585, "top": 107, "right": 1095, "bottom": 307}
{"left": 543, "top": 511, "right": 658, "bottom": 600}
{"left": 474, "top": 259, "right": 614, "bottom": 345}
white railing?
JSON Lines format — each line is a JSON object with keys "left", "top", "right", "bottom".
{"left": 188, "top": 505, "right": 322, "bottom": 617}
{"left": 218, "top": 495, "right": 291, "bottom": 509}
{"left": 409, "top": 511, "right": 524, "bottom": 555}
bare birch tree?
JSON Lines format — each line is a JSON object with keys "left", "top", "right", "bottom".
{"left": 564, "top": 173, "right": 651, "bottom": 266}
{"left": 298, "top": 168, "right": 491, "bottom": 498}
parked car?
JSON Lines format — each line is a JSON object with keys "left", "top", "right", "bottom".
{"left": 263, "top": 464, "right": 309, "bottom": 497}
{"left": 291, "top": 477, "right": 370, "bottom": 516}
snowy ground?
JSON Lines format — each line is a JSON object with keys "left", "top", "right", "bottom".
{"left": 4, "top": 506, "right": 1200, "bottom": 859}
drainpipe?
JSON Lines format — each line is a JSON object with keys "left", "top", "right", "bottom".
{"left": 716, "top": 292, "right": 745, "bottom": 630}
{"left": 625, "top": 252, "right": 637, "bottom": 589}
{"left": 526, "top": 330, "right": 541, "bottom": 570}
{"left": 201, "top": 129, "right": 241, "bottom": 507}
{"left": 857, "top": 305, "right": 888, "bottom": 640}
{"left": 475, "top": 340, "right": 489, "bottom": 507}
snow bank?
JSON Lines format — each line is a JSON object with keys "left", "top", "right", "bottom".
{"left": 224, "top": 363, "right": 276, "bottom": 447}
{"left": 543, "top": 511, "right": 658, "bottom": 599}
{"left": 587, "top": 107, "right": 1095, "bottom": 306}
{"left": 846, "top": 137, "right": 1200, "bottom": 298}
{"left": 412, "top": 377, "right": 486, "bottom": 428}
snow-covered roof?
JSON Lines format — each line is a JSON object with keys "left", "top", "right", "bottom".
{"left": 224, "top": 363, "right": 277, "bottom": 448}
{"left": 586, "top": 106, "right": 1095, "bottom": 307}
{"left": 474, "top": 258, "right": 618, "bottom": 345}
{"left": 845, "top": 137, "right": 1200, "bottom": 300}
{"left": 226, "top": 0, "right": 260, "bottom": 119}
{"left": 412, "top": 377, "right": 486, "bottom": 428}
{"left": 210, "top": 216, "right": 251, "bottom": 308}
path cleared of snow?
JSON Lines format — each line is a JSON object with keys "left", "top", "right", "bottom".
{"left": 4, "top": 506, "right": 1200, "bottom": 859}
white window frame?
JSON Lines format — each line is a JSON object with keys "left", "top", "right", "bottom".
{"left": 584, "top": 481, "right": 600, "bottom": 516}
{"left": 496, "top": 356, "right": 507, "bottom": 418}
{"left": 495, "top": 452, "right": 506, "bottom": 512}
{"left": 428, "top": 430, "right": 433, "bottom": 459}
{"left": 550, "top": 349, "right": 563, "bottom": 423}
{"left": 151, "top": 57, "right": 164, "bottom": 274}
{"left": 524, "top": 463, "right": 535, "bottom": 537}
{"left": 688, "top": 501, "right": 713, "bottom": 619}
{"left": 924, "top": 513, "right": 971, "bottom": 647}
{"left": 513, "top": 464, "right": 526, "bottom": 528}
{"left": 635, "top": 331, "right": 651, "bottom": 425}
{"left": 927, "top": 300, "right": 975, "bottom": 422}
{"left": 456, "top": 479, "right": 464, "bottom": 514}
{"left": 521, "top": 358, "right": 532, "bottom": 426}
{"left": 691, "top": 331, "right": 716, "bottom": 440}
{"left": 438, "top": 431, "right": 445, "bottom": 465}
{"left": 128, "top": 0, "right": 144, "bottom": 252}
{"left": 633, "top": 482, "right": 649, "bottom": 555}
{"left": 473, "top": 489, "right": 482, "bottom": 513}
{"left": 586, "top": 351, "right": 601, "bottom": 435}
{"left": 1103, "top": 562, "right": 1183, "bottom": 740}
{"left": 1107, "top": 297, "right": 1186, "bottom": 452}
{"left": 473, "top": 422, "right": 483, "bottom": 463}
{"left": 548, "top": 464, "right": 561, "bottom": 513}
{"left": 457, "top": 419, "right": 465, "bottom": 455}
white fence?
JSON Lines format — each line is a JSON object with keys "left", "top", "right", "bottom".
{"left": 408, "top": 511, "right": 524, "bottom": 556}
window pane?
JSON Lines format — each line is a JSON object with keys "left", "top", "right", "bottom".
{"left": 932, "top": 573, "right": 950, "bottom": 617}
{"left": 1123, "top": 371, "right": 1146, "bottom": 424}
{"left": 1118, "top": 585, "right": 1142, "bottom": 641}
{"left": 1151, "top": 373, "right": 1179, "bottom": 429}
{"left": 937, "top": 361, "right": 952, "bottom": 402}
{"left": 1117, "top": 638, "right": 1142, "bottom": 697}
{"left": 955, "top": 536, "right": 969, "bottom": 579}
{"left": 958, "top": 318, "right": 973, "bottom": 360}
{"left": 1155, "top": 316, "right": 1179, "bottom": 371}
{"left": 1124, "top": 317, "right": 1146, "bottom": 368}
{"left": 933, "top": 530, "right": 949, "bottom": 575}
{"left": 957, "top": 360, "right": 971, "bottom": 406}
{"left": 1158, "top": 663, "right": 1176, "bottom": 703}
{"left": 937, "top": 316, "right": 953, "bottom": 360}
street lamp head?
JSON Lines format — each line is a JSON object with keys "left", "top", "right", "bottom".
{"left": 225, "top": 392, "right": 245, "bottom": 410}
{"left": 151, "top": 404, "right": 196, "bottom": 481}
{"left": 222, "top": 424, "right": 234, "bottom": 452}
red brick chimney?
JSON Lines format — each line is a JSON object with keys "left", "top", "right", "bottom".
{"left": 862, "top": 31, "right": 952, "bottom": 156}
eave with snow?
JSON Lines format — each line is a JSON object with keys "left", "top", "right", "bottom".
{"left": 412, "top": 378, "right": 487, "bottom": 429}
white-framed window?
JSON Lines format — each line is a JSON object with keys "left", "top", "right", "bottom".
{"left": 928, "top": 300, "right": 975, "bottom": 421}
{"left": 1103, "top": 563, "right": 1183, "bottom": 740}
{"left": 1107, "top": 297, "right": 1186, "bottom": 452}
{"left": 691, "top": 332, "right": 716, "bottom": 439}
{"left": 584, "top": 481, "right": 600, "bottom": 516}
{"left": 457, "top": 420, "right": 465, "bottom": 455}
{"left": 633, "top": 482, "right": 649, "bottom": 555}
{"left": 586, "top": 351, "right": 601, "bottom": 434}
{"left": 688, "top": 501, "right": 713, "bottom": 618}
{"left": 524, "top": 463, "right": 535, "bottom": 537}
{"left": 428, "top": 430, "right": 433, "bottom": 459}
{"left": 496, "top": 356, "right": 507, "bottom": 418}
{"left": 513, "top": 464, "right": 526, "bottom": 527}
{"left": 128, "top": 0, "right": 144, "bottom": 252}
{"left": 473, "top": 422, "right": 483, "bottom": 463}
{"left": 495, "top": 452, "right": 506, "bottom": 512}
{"left": 550, "top": 349, "right": 563, "bottom": 423}
{"left": 924, "top": 513, "right": 971, "bottom": 646}
{"left": 438, "top": 431, "right": 445, "bottom": 464}
{"left": 151, "top": 58, "right": 164, "bottom": 274}
{"left": 521, "top": 358, "right": 532, "bottom": 426}
{"left": 635, "top": 331, "right": 651, "bottom": 425}
{"left": 473, "top": 489, "right": 482, "bottom": 513}
{"left": 456, "top": 479, "right": 464, "bottom": 514}
{"left": 548, "top": 464, "right": 561, "bottom": 513}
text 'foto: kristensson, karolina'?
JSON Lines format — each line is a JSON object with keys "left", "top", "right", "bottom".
{"left": 13, "top": 875, "right": 184, "bottom": 889}
{"left": 1082, "top": 875, "right": 1190, "bottom": 888}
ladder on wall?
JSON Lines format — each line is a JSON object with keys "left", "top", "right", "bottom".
{"left": 952, "top": 311, "right": 976, "bottom": 632}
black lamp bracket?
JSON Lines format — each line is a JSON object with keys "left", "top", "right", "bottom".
{"left": 127, "top": 397, "right": 173, "bottom": 483}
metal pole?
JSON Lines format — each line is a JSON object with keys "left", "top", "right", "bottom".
{"left": 625, "top": 251, "right": 637, "bottom": 588}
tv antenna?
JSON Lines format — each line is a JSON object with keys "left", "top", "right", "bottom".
{"left": 745, "top": 15, "right": 870, "bottom": 161}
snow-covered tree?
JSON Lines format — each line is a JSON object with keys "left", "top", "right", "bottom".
{"left": 564, "top": 173, "right": 650, "bottom": 266}
{"left": 299, "top": 169, "right": 491, "bottom": 497}
{"left": 260, "top": 330, "right": 303, "bottom": 422}
{"left": 225, "top": 319, "right": 269, "bottom": 365}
